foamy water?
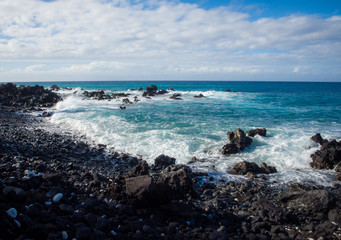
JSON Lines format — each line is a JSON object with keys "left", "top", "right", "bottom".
{"left": 43, "top": 81, "right": 341, "bottom": 186}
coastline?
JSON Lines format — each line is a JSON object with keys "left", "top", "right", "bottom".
{"left": 1, "top": 84, "right": 341, "bottom": 239}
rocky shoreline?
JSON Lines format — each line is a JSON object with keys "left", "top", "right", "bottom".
{"left": 1, "top": 84, "right": 341, "bottom": 240}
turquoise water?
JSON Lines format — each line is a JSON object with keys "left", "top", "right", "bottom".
{"left": 27, "top": 81, "right": 341, "bottom": 185}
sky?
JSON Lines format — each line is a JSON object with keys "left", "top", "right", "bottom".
{"left": 0, "top": 0, "right": 341, "bottom": 82}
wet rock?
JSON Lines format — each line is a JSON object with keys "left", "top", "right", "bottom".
{"left": 222, "top": 143, "right": 239, "bottom": 155}
{"left": 311, "top": 133, "right": 328, "bottom": 145}
{"left": 143, "top": 85, "right": 158, "bottom": 97}
{"left": 157, "top": 89, "right": 168, "bottom": 95}
{"left": 247, "top": 128, "right": 267, "bottom": 137}
{"left": 280, "top": 189, "right": 334, "bottom": 213}
{"left": 227, "top": 128, "right": 252, "bottom": 151}
{"left": 76, "top": 225, "right": 92, "bottom": 240}
{"left": 169, "top": 93, "right": 182, "bottom": 100}
{"left": 194, "top": 93, "right": 205, "bottom": 98}
{"left": 230, "top": 161, "right": 277, "bottom": 175}
{"left": 59, "top": 204, "right": 74, "bottom": 214}
{"left": 50, "top": 84, "right": 60, "bottom": 91}
{"left": 122, "top": 98, "right": 133, "bottom": 104}
{"left": 154, "top": 154, "right": 176, "bottom": 169}
{"left": 310, "top": 138, "right": 341, "bottom": 169}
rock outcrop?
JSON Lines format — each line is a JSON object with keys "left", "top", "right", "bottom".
{"left": 222, "top": 128, "right": 252, "bottom": 154}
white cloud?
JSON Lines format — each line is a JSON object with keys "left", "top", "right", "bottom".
{"left": 0, "top": 0, "right": 340, "bottom": 81}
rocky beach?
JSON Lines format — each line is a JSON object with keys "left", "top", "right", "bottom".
{"left": 1, "top": 83, "right": 341, "bottom": 240}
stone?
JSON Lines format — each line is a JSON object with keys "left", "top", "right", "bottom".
{"left": 280, "top": 189, "right": 334, "bottom": 213}
{"left": 310, "top": 139, "right": 341, "bottom": 169}
{"left": 3, "top": 186, "right": 26, "bottom": 202}
{"left": 154, "top": 154, "right": 176, "bottom": 169}
{"left": 311, "top": 133, "right": 327, "bottom": 145}
{"left": 247, "top": 128, "right": 267, "bottom": 137}
{"left": 222, "top": 144, "right": 239, "bottom": 155}
{"left": 230, "top": 161, "right": 277, "bottom": 175}
{"left": 328, "top": 208, "right": 341, "bottom": 223}
{"left": 126, "top": 160, "right": 149, "bottom": 177}
{"left": 194, "top": 94, "right": 205, "bottom": 98}
{"left": 227, "top": 128, "right": 252, "bottom": 151}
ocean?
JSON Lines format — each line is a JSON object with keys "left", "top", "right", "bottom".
{"left": 28, "top": 81, "right": 341, "bottom": 186}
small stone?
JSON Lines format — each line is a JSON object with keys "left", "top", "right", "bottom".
{"left": 7, "top": 208, "right": 17, "bottom": 218}
{"left": 62, "top": 231, "right": 68, "bottom": 240}
{"left": 111, "top": 230, "right": 117, "bottom": 236}
{"left": 53, "top": 193, "right": 63, "bottom": 202}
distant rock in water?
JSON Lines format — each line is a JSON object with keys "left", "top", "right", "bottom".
{"left": 143, "top": 85, "right": 158, "bottom": 97}
{"left": 247, "top": 128, "right": 267, "bottom": 137}
{"left": 194, "top": 93, "right": 205, "bottom": 98}
{"left": 230, "top": 161, "right": 277, "bottom": 175}
{"left": 310, "top": 133, "right": 341, "bottom": 170}
{"left": 170, "top": 93, "right": 183, "bottom": 100}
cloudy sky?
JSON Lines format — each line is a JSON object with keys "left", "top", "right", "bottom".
{"left": 0, "top": 0, "right": 340, "bottom": 82}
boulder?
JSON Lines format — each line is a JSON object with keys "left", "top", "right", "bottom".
{"left": 280, "top": 189, "right": 334, "bottom": 213}
{"left": 222, "top": 143, "right": 239, "bottom": 155}
{"left": 126, "top": 160, "right": 149, "bottom": 177}
{"left": 311, "top": 133, "right": 328, "bottom": 145}
{"left": 143, "top": 85, "right": 158, "bottom": 97}
{"left": 154, "top": 154, "right": 176, "bottom": 169}
{"left": 50, "top": 84, "right": 60, "bottom": 91}
{"left": 194, "top": 94, "right": 205, "bottom": 98}
{"left": 170, "top": 93, "right": 182, "bottom": 100}
{"left": 122, "top": 98, "right": 132, "bottom": 104}
{"left": 230, "top": 161, "right": 277, "bottom": 175}
{"left": 247, "top": 128, "right": 267, "bottom": 137}
{"left": 157, "top": 89, "right": 168, "bottom": 95}
{"left": 125, "top": 165, "right": 193, "bottom": 206}
{"left": 227, "top": 128, "right": 252, "bottom": 151}
{"left": 310, "top": 139, "right": 341, "bottom": 169}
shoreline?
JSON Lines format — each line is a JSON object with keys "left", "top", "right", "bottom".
{"left": 1, "top": 84, "right": 341, "bottom": 239}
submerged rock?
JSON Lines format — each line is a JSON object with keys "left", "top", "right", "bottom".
{"left": 170, "top": 93, "right": 183, "bottom": 100}
{"left": 194, "top": 93, "right": 205, "bottom": 98}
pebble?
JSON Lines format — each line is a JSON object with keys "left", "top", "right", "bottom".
{"left": 62, "top": 231, "right": 68, "bottom": 239}
{"left": 53, "top": 193, "right": 63, "bottom": 202}
{"left": 6, "top": 208, "right": 17, "bottom": 218}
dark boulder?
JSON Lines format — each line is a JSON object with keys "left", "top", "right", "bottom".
{"left": 154, "top": 154, "right": 176, "bottom": 169}
{"left": 230, "top": 161, "right": 277, "bottom": 175}
{"left": 169, "top": 93, "right": 182, "bottom": 100}
{"left": 157, "top": 89, "right": 168, "bottom": 95}
{"left": 143, "top": 85, "right": 158, "bottom": 97}
{"left": 125, "top": 165, "right": 193, "bottom": 206}
{"left": 227, "top": 128, "right": 252, "bottom": 151}
{"left": 280, "top": 189, "right": 334, "bottom": 213}
{"left": 126, "top": 160, "right": 149, "bottom": 177}
{"left": 310, "top": 138, "right": 341, "bottom": 169}
{"left": 222, "top": 143, "right": 239, "bottom": 154}
{"left": 50, "top": 84, "right": 60, "bottom": 91}
{"left": 122, "top": 98, "right": 132, "bottom": 104}
{"left": 194, "top": 93, "right": 205, "bottom": 98}
{"left": 311, "top": 133, "right": 328, "bottom": 145}
{"left": 247, "top": 128, "right": 267, "bottom": 137}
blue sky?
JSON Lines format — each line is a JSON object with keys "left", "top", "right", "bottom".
{"left": 0, "top": 0, "right": 341, "bottom": 82}
{"left": 182, "top": 0, "right": 340, "bottom": 18}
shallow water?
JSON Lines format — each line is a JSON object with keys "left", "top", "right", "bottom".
{"left": 30, "top": 81, "right": 341, "bottom": 186}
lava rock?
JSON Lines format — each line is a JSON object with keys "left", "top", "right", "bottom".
{"left": 226, "top": 128, "right": 252, "bottom": 153}
{"left": 230, "top": 161, "right": 277, "bottom": 175}
{"left": 154, "top": 154, "right": 176, "bottom": 169}
{"left": 310, "top": 138, "right": 341, "bottom": 169}
{"left": 247, "top": 128, "right": 267, "bottom": 137}
{"left": 280, "top": 189, "right": 334, "bottom": 213}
